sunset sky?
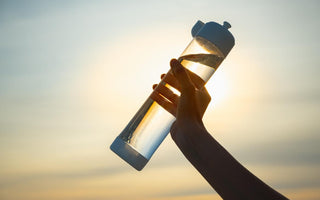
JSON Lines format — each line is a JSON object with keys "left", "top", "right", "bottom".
{"left": 1, "top": 0, "right": 320, "bottom": 199}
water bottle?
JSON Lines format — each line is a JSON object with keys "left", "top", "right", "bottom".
{"left": 110, "top": 20, "right": 235, "bottom": 170}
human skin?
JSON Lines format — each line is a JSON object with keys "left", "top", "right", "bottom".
{"left": 150, "top": 59, "right": 289, "bottom": 200}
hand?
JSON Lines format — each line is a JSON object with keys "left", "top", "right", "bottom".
{"left": 151, "top": 59, "right": 289, "bottom": 200}
{"left": 150, "top": 58, "right": 211, "bottom": 138}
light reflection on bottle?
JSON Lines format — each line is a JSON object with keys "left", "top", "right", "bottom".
{"left": 110, "top": 39, "right": 226, "bottom": 171}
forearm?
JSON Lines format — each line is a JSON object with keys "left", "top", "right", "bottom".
{"left": 172, "top": 122, "right": 288, "bottom": 200}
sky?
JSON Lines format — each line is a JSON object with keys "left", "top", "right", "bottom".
{"left": 0, "top": 0, "right": 320, "bottom": 199}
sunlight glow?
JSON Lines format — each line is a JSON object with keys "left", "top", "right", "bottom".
{"left": 206, "top": 66, "right": 231, "bottom": 106}
{"left": 1, "top": 1, "right": 319, "bottom": 199}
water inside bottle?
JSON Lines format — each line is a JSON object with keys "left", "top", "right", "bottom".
{"left": 117, "top": 53, "right": 223, "bottom": 160}
{"left": 179, "top": 53, "right": 223, "bottom": 82}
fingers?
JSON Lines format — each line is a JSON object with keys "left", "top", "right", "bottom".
{"left": 151, "top": 83, "right": 179, "bottom": 116}
{"left": 170, "top": 59, "right": 200, "bottom": 120}
{"left": 161, "top": 71, "right": 181, "bottom": 91}
{"left": 155, "top": 83, "right": 179, "bottom": 105}
{"left": 160, "top": 65, "right": 205, "bottom": 92}
{"left": 170, "top": 59, "right": 194, "bottom": 92}
{"left": 188, "top": 71, "right": 205, "bottom": 89}
{"left": 151, "top": 58, "right": 208, "bottom": 120}
{"left": 150, "top": 88, "right": 176, "bottom": 116}
{"left": 152, "top": 84, "right": 157, "bottom": 90}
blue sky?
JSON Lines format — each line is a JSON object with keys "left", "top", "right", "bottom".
{"left": 1, "top": 0, "right": 320, "bottom": 199}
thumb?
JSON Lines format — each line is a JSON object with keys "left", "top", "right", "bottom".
{"left": 170, "top": 59, "right": 194, "bottom": 93}
{"left": 170, "top": 58, "right": 199, "bottom": 121}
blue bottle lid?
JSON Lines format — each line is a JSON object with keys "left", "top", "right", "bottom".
{"left": 191, "top": 20, "right": 235, "bottom": 57}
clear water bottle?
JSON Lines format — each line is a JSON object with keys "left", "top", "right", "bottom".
{"left": 110, "top": 20, "right": 235, "bottom": 170}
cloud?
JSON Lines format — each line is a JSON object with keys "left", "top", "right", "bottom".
{"left": 235, "top": 131, "right": 320, "bottom": 165}
{"left": 0, "top": 165, "right": 129, "bottom": 189}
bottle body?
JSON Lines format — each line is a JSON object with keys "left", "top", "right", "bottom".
{"left": 110, "top": 36, "right": 225, "bottom": 170}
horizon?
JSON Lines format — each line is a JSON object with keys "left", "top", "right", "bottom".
{"left": 1, "top": 0, "right": 320, "bottom": 199}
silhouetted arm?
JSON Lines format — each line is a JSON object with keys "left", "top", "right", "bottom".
{"left": 151, "top": 59, "right": 289, "bottom": 200}
{"left": 171, "top": 120, "right": 288, "bottom": 200}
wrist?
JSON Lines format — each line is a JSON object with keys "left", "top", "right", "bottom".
{"left": 170, "top": 119, "right": 208, "bottom": 145}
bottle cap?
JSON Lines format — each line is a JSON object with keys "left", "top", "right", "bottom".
{"left": 191, "top": 20, "right": 235, "bottom": 57}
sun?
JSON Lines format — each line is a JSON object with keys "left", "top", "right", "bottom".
{"left": 205, "top": 66, "right": 231, "bottom": 107}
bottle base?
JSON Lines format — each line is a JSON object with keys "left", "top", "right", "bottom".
{"left": 110, "top": 136, "right": 149, "bottom": 171}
